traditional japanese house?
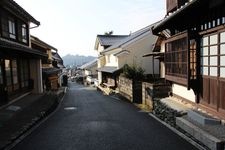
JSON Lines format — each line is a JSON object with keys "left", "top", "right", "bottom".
{"left": 31, "top": 36, "right": 62, "bottom": 91}
{"left": 0, "top": 0, "right": 47, "bottom": 104}
{"left": 98, "top": 23, "right": 160, "bottom": 88}
{"left": 94, "top": 35, "right": 128, "bottom": 85}
{"left": 153, "top": 0, "right": 225, "bottom": 119}
{"left": 52, "top": 51, "right": 65, "bottom": 70}
{"left": 79, "top": 59, "right": 97, "bottom": 77}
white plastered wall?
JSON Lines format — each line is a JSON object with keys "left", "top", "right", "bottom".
{"left": 118, "top": 33, "right": 159, "bottom": 74}
{"left": 172, "top": 84, "right": 196, "bottom": 103}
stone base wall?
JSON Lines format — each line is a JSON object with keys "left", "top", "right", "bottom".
{"left": 142, "top": 82, "right": 171, "bottom": 111}
{"left": 153, "top": 98, "right": 184, "bottom": 127}
{"left": 142, "top": 82, "right": 153, "bottom": 110}
{"left": 118, "top": 76, "right": 133, "bottom": 102}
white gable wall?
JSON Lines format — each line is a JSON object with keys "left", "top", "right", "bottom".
{"left": 118, "top": 33, "right": 159, "bottom": 74}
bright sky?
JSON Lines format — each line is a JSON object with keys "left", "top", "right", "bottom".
{"left": 16, "top": 0, "right": 165, "bottom": 57}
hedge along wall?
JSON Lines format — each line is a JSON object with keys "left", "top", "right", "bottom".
{"left": 118, "top": 76, "right": 133, "bottom": 102}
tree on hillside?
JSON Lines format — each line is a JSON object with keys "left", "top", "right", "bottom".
{"left": 104, "top": 31, "right": 113, "bottom": 35}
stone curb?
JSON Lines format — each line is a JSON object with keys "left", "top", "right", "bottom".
{"left": 148, "top": 113, "right": 207, "bottom": 150}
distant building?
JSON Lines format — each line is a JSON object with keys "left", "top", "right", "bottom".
{"left": 95, "top": 23, "right": 160, "bottom": 88}
{"left": 31, "top": 35, "right": 65, "bottom": 91}
{"left": 79, "top": 59, "right": 97, "bottom": 77}
{"left": 94, "top": 35, "right": 128, "bottom": 84}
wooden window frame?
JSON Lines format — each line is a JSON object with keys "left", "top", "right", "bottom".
{"left": 165, "top": 31, "right": 189, "bottom": 86}
{"left": 21, "top": 23, "right": 27, "bottom": 43}
{"left": 8, "top": 17, "right": 16, "bottom": 40}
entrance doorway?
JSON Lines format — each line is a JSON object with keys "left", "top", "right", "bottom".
{"left": 0, "top": 59, "right": 7, "bottom": 103}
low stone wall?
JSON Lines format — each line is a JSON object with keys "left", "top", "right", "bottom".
{"left": 142, "top": 82, "right": 153, "bottom": 110}
{"left": 142, "top": 82, "right": 171, "bottom": 111}
{"left": 118, "top": 76, "right": 133, "bottom": 102}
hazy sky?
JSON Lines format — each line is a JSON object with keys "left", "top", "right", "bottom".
{"left": 16, "top": 0, "right": 165, "bottom": 57}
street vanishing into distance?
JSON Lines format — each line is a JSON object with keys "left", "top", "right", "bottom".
{"left": 12, "top": 82, "right": 198, "bottom": 150}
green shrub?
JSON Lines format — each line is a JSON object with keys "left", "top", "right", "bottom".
{"left": 122, "top": 64, "right": 145, "bottom": 80}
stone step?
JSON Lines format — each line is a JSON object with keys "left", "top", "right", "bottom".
{"left": 176, "top": 117, "right": 225, "bottom": 150}
{"left": 188, "top": 110, "right": 221, "bottom": 125}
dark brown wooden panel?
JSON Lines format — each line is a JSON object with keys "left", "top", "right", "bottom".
{"left": 209, "top": 78, "right": 218, "bottom": 108}
{"left": 202, "top": 77, "right": 210, "bottom": 104}
{"left": 219, "top": 79, "right": 225, "bottom": 110}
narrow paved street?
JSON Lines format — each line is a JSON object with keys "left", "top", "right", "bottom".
{"left": 12, "top": 82, "right": 198, "bottom": 150}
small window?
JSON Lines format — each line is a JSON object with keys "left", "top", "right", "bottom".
{"left": 217, "top": 18, "right": 221, "bottom": 26}
{"left": 220, "top": 67, "right": 225, "bottom": 78}
{"left": 210, "top": 56, "right": 217, "bottom": 66}
{"left": 203, "top": 67, "right": 208, "bottom": 75}
{"left": 203, "top": 47, "right": 208, "bottom": 56}
{"left": 210, "top": 67, "right": 217, "bottom": 76}
{"left": 220, "top": 44, "right": 225, "bottom": 54}
{"left": 223, "top": 17, "right": 225, "bottom": 24}
{"left": 202, "top": 37, "right": 209, "bottom": 46}
{"left": 210, "top": 46, "right": 218, "bottom": 55}
{"left": 203, "top": 57, "right": 208, "bottom": 65}
{"left": 210, "top": 34, "right": 218, "bottom": 45}
{"left": 22, "top": 24, "right": 27, "bottom": 43}
{"left": 212, "top": 20, "right": 216, "bottom": 28}
{"left": 220, "top": 32, "right": 225, "bottom": 43}
{"left": 220, "top": 56, "right": 225, "bottom": 66}
{"left": 8, "top": 19, "right": 16, "bottom": 39}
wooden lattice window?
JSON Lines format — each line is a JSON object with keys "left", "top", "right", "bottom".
{"left": 165, "top": 32, "right": 188, "bottom": 85}
{"left": 201, "top": 31, "right": 225, "bottom": 78}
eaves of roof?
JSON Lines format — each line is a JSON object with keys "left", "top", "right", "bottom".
{"left": 42, "top": 67, "right": 61, "bottom": 75}
{"left": 31, "top": 35, "right": 57, "bottom": 51}
{"left": 97, "top": 35, "right": 128, "bottom": 46}
{"left": 79, "top": 59, "right": 97, "bottom": 70}
{"left": 0, "top": 37, "right": 47, "bottom": 58}
{"left": 97, "top": 66, "right": 119, "bottom": 74}
{"left": 2, "top": 0, "right": 40, "bottom": 25}
{"left": 152, "top": 0, "right": 207, "bottom": 34}
{"left": 102, "top": 22, "right": 159, "bottom": 54}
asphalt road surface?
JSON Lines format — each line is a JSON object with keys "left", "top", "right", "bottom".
{"left": 12, "top": 82, "right": 198, "bottom": 150}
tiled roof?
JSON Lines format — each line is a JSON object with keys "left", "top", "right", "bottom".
{"left": 2, "top": 0, "right": 40, "bottom": 25}
{"left": 57, "top": 64, "right": 65, "bottom": 69}
{"left": 79, "top": 59, "right": 97, "bottom": 70}
{"left": 153, "top": 0, "right": 204, "bottom": 34}
{"left": 42, "top": 67, "right": 61, "bottom": 75}
{"left": 97, "top": 35, "right": 128, "bottom": 46}
{"left": 113, "top": 50, "right": 130, "bottom": 57}
{"left": 97, "top": 66, "right": 119, "bottom": 73}
{"left": 102, "top": 22, "right": 160, "bottom": 53}
{"left": 31, "top": 35, "right": 57, "bottom": 51}
{"left": 52, "top": 52, "right": 63, "bottom": 61}
{"left": 0, "top": 37, "right": 47, "bottom": 58}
